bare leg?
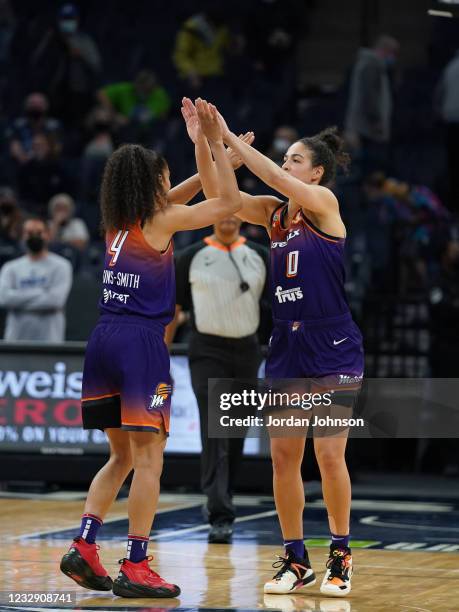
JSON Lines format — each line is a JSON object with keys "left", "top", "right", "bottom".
{"left": 313, "top": 436, "right": 350, "bottom": 535}
{"left": 84, "top": 428, "right": 133, "bottom": 519}
{"left": 270, "top": 436, "right": 306, "bottom": 539}
{"left": 127, "top": 427, "right": 167, "bottom": 536}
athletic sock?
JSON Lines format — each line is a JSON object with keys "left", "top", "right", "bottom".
{"left": 283, "top": 538, "right": 306, "bottom": 559}
{"left": 78, "top": 513, "right": 102, "bottom": 544}
{"left": 127, "top": 534, "right": 149, "bottom": 562}
{"left": 330, "top": 533, "right": 350, "bottom": 549}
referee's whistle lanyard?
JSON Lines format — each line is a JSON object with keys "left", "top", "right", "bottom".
{"left": 227, "top": 248, "right": 250, "bottom": 293}
{"left": 215, "top": 237, "right": 250, "bottom": 293}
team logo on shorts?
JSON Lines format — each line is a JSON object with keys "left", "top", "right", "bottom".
{"left": 148, "top": 382, "right": 172, "bottom": 409}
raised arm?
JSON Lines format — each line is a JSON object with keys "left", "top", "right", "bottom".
{"left": 217, "top": 107, "right": 338, "bottom": 217}
{"left": 181, "top": 97, "right": 281, "bottom": 228}
{"left": 167, "top": 173, "right": 202, "bottom": 205}
{"left": 160, "top": 99, "right": 242, "bottom": 232}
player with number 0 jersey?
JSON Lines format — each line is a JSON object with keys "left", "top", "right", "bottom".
{"left": 183, "top": 96, "right": 363, "bottom": 599}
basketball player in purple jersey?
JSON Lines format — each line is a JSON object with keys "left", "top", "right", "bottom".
{"left": 60, "top": 100, "right": 242, "bottom": 598}
{"left": 182, "top": 98, "right": 363, "bottom": 597}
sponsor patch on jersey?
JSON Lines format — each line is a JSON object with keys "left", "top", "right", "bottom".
{"left": 275, "top": 285, "right": 304, "bottom": 303}
{"left": 271, "top": 229, "right": 300, "bottom": 249}
{"left": 103, "top": 288, "right": 130, "bottom": 304}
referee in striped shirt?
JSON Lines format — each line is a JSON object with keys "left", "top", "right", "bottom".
{"left": 170, "top": 215, "right": 269, "bottom": 543}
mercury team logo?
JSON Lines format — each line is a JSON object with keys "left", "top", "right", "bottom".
{"left": 148, "top": 382, "right": 172, "bottom": 409}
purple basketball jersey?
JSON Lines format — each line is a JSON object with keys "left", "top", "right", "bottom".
{"left": 270, "top": 203, "right": 350, "bottom": 321}
{"left": 100, "top": 222, "right": 175, "bottom": 325}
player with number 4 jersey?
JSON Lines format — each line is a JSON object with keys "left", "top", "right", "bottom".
{"left": 185, "top": 94, "right": 363, "bottom": 599}
{"left": 61, "top": 99, "right": 243, "bottom": 598}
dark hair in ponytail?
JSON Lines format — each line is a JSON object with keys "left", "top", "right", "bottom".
{"left": 300, "top": 126, "right": 350, "bottom": 186}
{"left": 100, "top": 144, "right": 168, "bottom": 232}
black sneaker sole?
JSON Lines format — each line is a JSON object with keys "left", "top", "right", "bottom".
{"left": 60, "top": 547, "right": 113, "bottom": 591}
{"left": 208, "top": 533, "right": 232, "bottom": 544}
{"left": 113, "top": 574, "right": 181, "bottom": 598}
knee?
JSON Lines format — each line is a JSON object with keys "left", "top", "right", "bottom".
{"left": 110, "top": 451, "right": 132, "bottom": 474}
{"left": 132, "top": 449, "right": 164, "bottom": 477}
{"left": 315, "top": 449, "right": 344, "bottom": 477}
{"left": 271, "top": 446, "right": 301, "bottom": 478}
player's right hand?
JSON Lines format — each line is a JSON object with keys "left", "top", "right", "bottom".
{"left": 195, "top": 98, "right": 223, "bottom": 143}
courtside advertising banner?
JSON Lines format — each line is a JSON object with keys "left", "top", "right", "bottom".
{"left": 0, "top": 352, "right": 201, "bottom": 454}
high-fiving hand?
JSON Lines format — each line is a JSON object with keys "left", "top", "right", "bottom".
{"left": 181, "top": 97, "right": 254, "bottom": 168}
{"left": 195, "top": 98, "right": 223, "bottom": 143}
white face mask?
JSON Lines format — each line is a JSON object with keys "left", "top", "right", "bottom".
{"left": 273, "top": 137, "right": 291, "bottom": 153}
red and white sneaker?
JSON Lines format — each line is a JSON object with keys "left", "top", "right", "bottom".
{"left": 60, "top": 537, "right": 113, "bottom": 591}
{"left": 113, "top": 556, "right": 181, "bottom": 598}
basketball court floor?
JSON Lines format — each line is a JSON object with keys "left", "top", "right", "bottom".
{"left": 1, "top": 477, "right": 458, "bottom": 612}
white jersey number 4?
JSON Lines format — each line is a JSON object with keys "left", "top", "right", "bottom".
{"left": 286, "top": 250, "right": 299, "bottom": 278}
{"left": 109, "top": 230, "right": 129, "bottom": 266}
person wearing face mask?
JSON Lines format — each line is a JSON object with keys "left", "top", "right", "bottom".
{"left": 7, "top": 92, "right": 61, "bottom": 165}
{"left": 32, "top": 3, "right": 102, "bottom": 124}
{"left": 344, "top": 35, "right": 400, "bottom": 175}
{"left": 267, "top": 126, "right": 299, "bottom": 165}
{"left": 0, "top": 216, "right": 72, "bottom": 341}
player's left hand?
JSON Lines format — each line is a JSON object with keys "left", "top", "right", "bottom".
{"left": 181, "top": 97, "right": 202, "bottom": 144}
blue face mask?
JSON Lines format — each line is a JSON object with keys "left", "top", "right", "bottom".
{"left": 59, "top": 20, "right": 78, "bottom": 34}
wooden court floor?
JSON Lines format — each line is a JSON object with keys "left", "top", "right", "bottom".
{"left": 1, "top": 494, "right": 458, "bottom": 612}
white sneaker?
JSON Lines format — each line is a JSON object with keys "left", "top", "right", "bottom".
{"left": 320, "top": 547, "right": 352, "bottom": 597}
{"left": 264, "top": 550, "right": 316, "bottom": 594}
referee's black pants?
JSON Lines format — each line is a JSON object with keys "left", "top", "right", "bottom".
{"left": 189, "top": 331, "right": 262, "bottom": 526}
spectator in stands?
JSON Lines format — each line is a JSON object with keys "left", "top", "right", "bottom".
{"left": 0, "top": 187, "right": 22, "bottom": 267}
{"left": 83, "top": 106, "right": 114, "bottom": 160}
{"left": 98, "top": 69, "right": 171, "bottom": 128}
{"left": 266, "top": 125, "right": 299, "bottom": 165}
{"left": 79, "top": 107, "right": 114, "bottom": 218}
{"left": 48, "top": 193, "right": 89, "bottom": 251}
{"left": 0, "top": 216, "right": 73, "bottom": 341}
{"left": 173, "top": 10, "right": 230, "bottom": 91}
{"left": 18, "top": 132, "right": 68, "bottom": 215}
{"left": 7, "top": 93, "right": 61, "bottom": 165}
{"left": 345, "top": 35, "right": 400, "bottom": 175}
{"left": 435, "top": 49, "right": 459, "bottom": 213}
{"left": 32, "top": 3, "right": 102, "bottom": 124}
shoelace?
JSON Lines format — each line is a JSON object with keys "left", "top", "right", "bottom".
{"left": 271, "top": 556, "right": 295, "bottom": 581}
{"left": 118, "top": 556, "right": 160, "bottom": 578}
{"left": 74, "top": 537, "right": 101, "bottom": 559}
{"left": 326, "top": 549, "right": 349, "bottom": 580}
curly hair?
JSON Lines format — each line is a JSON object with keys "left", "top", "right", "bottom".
{"left": 100, "top": 144, "right": 168, "bottom": 232}
{"left": 300, "top": 126, "right": 350, "bottom": 186}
